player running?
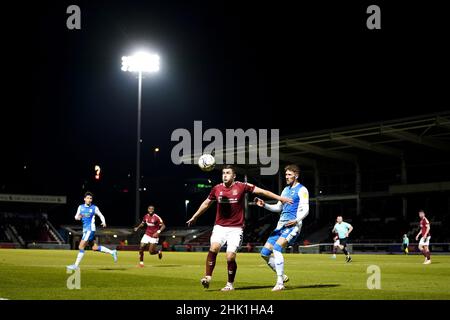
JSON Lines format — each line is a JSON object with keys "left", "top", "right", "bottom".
{"left": 402, "top": 234, "right": 409, "bottom": 255}
{"left": 67, "top": 192, "right": 118, "bottom": 270}
{"left": 415, "top": 210, "right": 431, "bottom": 264}
{"left": 255, "top": 164, "right": 309, "bottom": 291}
{"left": 332, "top": 216, "right": 353, "bottom": 262}
{"left": 186, "top": 165, "right": 293, "bottom": 292}
{"left": 134, "top": 205, "right": 165, "bottom": 266}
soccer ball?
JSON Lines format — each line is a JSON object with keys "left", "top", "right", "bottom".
{"left": 198, "top": 154, "right": 215, "bottom": 172}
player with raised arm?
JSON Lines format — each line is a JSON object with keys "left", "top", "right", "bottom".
{"left": 67, "top": 192, "right": 118, "bottom": 270}
{"left": 134, "top": 205, "right": 166, "bottom": 266}
{"left": 332, "top": 216, "right": 353, "bottom": 263}
{"left": 415, "top": 210, "right": 431, "bottom": 264}
{"left": 255, "top": 164, "right": 309, "bottom": 291}
{"left": 186, "top": 165, "right": 293, "bottom": 291}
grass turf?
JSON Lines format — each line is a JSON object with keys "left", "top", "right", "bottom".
{"left": 0, "top": 249, "right": 449, "bottom": 300}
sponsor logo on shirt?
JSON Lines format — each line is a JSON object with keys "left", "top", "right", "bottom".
{"left": 218, "top": 196, "right": 239, "bottom": 204}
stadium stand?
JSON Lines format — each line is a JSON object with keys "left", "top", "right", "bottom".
{"left": 0, "top": 212, "right": 67, "bottom": 248}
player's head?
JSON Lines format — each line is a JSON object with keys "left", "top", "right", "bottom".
{"left": 222, "top": 165, "right": 236, "bottom": 185}
{"left": 148, "top": 205, "right": 155, "bottom": 215}
{"left": 84, "top": 192, "right": 93, "bottom": 205}
{"left": 403, "top": 234, "right": 408, "bottom": 238}
{"left": 336, "top": 215, "right": 343, "bottom": 223}
{"left": 285, "top": 164, "right": 300, "bottom": 186}
{"left": 418, "top": 209, "right": 425, "bottom": 218}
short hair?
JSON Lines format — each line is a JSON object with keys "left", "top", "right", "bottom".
{"left": 222, "top": 165, "right": 236, "bottom": 174}
{"left": 148, "top": 205, "right": 155, "bottom": 209}
{"left": 84, "top": 192, "right": 93, "bottom": 198}
{"left": 285, "top": 164, "right": 300, "bottom": 176}
{"left": 419, "top": 209, "right": 425, "bottom": 214}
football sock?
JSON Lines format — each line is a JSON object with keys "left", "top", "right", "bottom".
{"left": 139, "top": 249, "right": 144, "bottom": 262}
{"left": 206, "top": 251, "right": 218, "bottom": 276}
{"left": 75, "top": 249, "right": 85, "bottom": 267}
{"left": 227, "top": 260, "right": 237, "bottom": 284}
{"left": 273, "top": 244, "right": 284, "bottom": 285}
{"left": 343, "top": 248, "right": 349, "bottom": 256}
{"left": 261, "top": 248, "right": 276, "bottom": 272}
{"left": 97, "top": 246, "right": 113, "bottom": 254}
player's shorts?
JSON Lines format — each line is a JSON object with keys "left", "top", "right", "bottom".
{"left": 81, "top": 230, "right": 95, "bottom": 242}
{"left": 141, "top": 234, "right": 159, "bottom": 244}
{"left": 266, "top": 223, "right": 302, "bottom": 247}
{"left": 419, "top": 236, "right": 431, "bottom": 247}
{"left": 338, "top": 238, "right": 348, "bottom": 247}
{"left": 402, "top": 243, "right": 408, "bottom": 250}
{"left": 210, "top": 225, "right": 243, "bottom": 253}
{"left": 333, "top": 239, "right": 340, "bottom": 246}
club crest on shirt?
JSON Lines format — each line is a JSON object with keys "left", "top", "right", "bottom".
{"left": 232, "top": 189, "right": 238, "bottom": 196}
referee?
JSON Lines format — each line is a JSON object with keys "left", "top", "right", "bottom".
{"left": 332, "top": 216, "right": 353, "bottom": 262}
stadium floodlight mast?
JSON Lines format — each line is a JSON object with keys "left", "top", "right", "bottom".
{"left": 121, "top": 51, "right": 160, "bottom": 224}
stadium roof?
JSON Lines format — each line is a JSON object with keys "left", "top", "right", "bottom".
{"left": 277, "top": 111, "right": 450, "bottom": 169}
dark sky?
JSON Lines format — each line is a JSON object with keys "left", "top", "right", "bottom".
{"left": 1, "top": 0, "right": 449, "bottom": 227}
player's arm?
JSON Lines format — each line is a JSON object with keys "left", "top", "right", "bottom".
{"left": 345, "top": 224, "right": 353, "bottom": 237}
{"left": 415, "top": 228, "right": 422, "bottom": 240}
{"left": 74, "top": 206, "right": 81, "bottom": 220}
{"left": 424, "top": 221, "right": 430, "bottom": 237}
{"left": 253, "top": 186, "right": 293, "bottom": 204}
{"left": 254, "top": 197, "right": 283, "bottom": 212}
{"left": 153, "top": 218, "right": 166, "bottom": 237}
{"left": 186, "top": 198, "right": 214, "bottom": 227}
{"left": 285, "top": 187, "right": 309, "bottom": 227}
{"left": 158, "top": 218, "right": 166, "bottom": 234}
{"left": 133, "top": 222, "right": 145, "bottom": 232}
{"left": 95, "top": 207, "right": 107, "bottom": 227}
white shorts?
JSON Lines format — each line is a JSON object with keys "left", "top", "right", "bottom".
{"left": 419, "top": 236, "right": 431, "bottom": 247}
{"left": 333, "top": 239, "right": 340, "bottom": 246}
{"left": 210, "top": 225, "right": 243, "bottom": 253}
{"left": 141, "top": 234, "right": 159, "bottom": 244}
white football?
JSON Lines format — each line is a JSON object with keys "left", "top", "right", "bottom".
{"left": 198, "top": 154, "right": 216, "bottom": 172}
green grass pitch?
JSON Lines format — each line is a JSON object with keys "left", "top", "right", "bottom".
{"left": 0, "top": 249, "right": 449, "bottom": 300}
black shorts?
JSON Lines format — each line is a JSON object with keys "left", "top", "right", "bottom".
{"left": 339, "top": 238, "right": 348, "bottom": 247}
{"left": 402, "top": 244, "right": 408, "bottom": 250}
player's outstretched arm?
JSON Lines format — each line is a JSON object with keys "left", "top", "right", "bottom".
{"left": 134, "top": 222, "right": 145, "bottom": 232}
{"left": 254, "top": 197, "right": 283, "bottom": 212}
{"left": 186, "top": 198, "right": 213, "bottom": 227}
{"left": 253, "top": 187, "right": 293, "bottom": 204}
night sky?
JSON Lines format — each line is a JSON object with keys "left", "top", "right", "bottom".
{"left": 1, "top": 1, "right": 449, "bottom": 227}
